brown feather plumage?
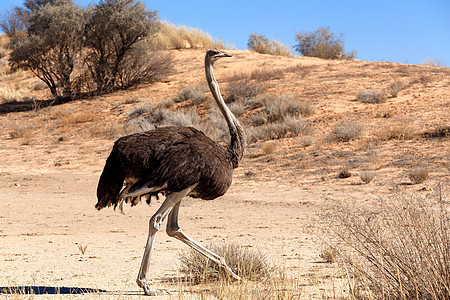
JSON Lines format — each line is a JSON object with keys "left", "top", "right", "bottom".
{"left": 96, "top": 126, "right": 233, "bottom": 210}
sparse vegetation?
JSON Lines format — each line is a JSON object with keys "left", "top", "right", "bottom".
{"left": 424, "top": 125, "right": 450, "bottom": 138}
{"left": 422, "top": 57, "right": 447, "bottom": 67}
{"left": 6, "top": 0, "right": 172, "bottom": 100}
{"left": 328, "top": 120, "right": 364, "bottom": 142}
{"left": 320, "top": 248, "right": 337, "bottom": 263}
{"left": 224, "top": 64, "right": 309, "bottom": 84}
{"left": 377, "top": 123, "right": 415, "bottom": 141}
{"left": 0, "top": 86, "right": 29, "bottom": 103}
{"left": 359, "top": 171, "right": 375, "bottom": 184}
{"left": 246, "top": 117, "right": 311, "bottom": 143}
{"left": 324, "top": 185, "right": 449, "bottom": 300}
{"left": 261, "top": 142, "right": 276, "bottom": 155}
{"left": 338, "top": 169, "right": 352, "bottom": 178}
{"left": 247, "top": 33, "right": 293, "bottom": 56}
{"left": 153, "top": 21, "right": 230, "bottom": 49}
{"left": 77, "top": 244, "right": 88, "bottom": 255}
{"left": 9, "top": 0, "right": 84, "bottom": 99}
{"left": 294, "top": 26, "right": 356, "bottom": 59}
{"left": 179, "top": 242, "right": 273, "bottom": 283}
{"left": 9, "top": 123, "right": 33, "bottom": 139}
{"left": 83, "top": 0, "right": 160, "bottom": 94}
{"left": 357, "top": 81, "right": 404, "bottom": 103}
{"left": 408, "top": 167, "right": 429, "bottom": 184}
{"left": 225, "top": 80, "right": 262, "bottom": 103}
{"left": 173, "top": 86, "right": 208, "bottom": 104}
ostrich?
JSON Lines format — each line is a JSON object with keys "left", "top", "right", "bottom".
{"left": 96, "top": 49, "right": 245, "bottom": 295}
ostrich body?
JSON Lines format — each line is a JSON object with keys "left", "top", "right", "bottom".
{"left": 96, "top": 49, "right": 245, "bottom": 295}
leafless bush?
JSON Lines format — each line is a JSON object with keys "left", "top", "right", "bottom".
{"left": 0, "top": 7, "right": 27, "bottom": 36}
{"left": 422, "top": 57, "right": 448, "bottom": 67}
{"left": 295, "top": 26, "right": 355, "bottom": 59}
{"left": 117, "top": 48, "right": 173, "bottom": 89}
{"left": 328, "top": 121, "right": 364, "bottom": 142}
{"left": 248, "top": 33, "right": 293, "bottom": 57}
{"left": 408, "top": 168, "right": 429, "bottom": 184}
{"left": 323, "top": 185, "right": 449, "bottom": 299}
{"left": 179, "top": 242, "right": 274, "bottom": 283}
{"left": 359, "top": 171, "right": 375, "bottom": 184}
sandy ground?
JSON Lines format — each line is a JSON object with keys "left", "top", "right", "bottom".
{"left": 1, "top": 49, "right": 449, "bottom": 299}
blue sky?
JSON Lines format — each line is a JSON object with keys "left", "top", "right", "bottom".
{"left": 1, "top": 0, "right": 449, "bottom": 65}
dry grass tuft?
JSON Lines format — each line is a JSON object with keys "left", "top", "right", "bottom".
{"left": 377, "top": 123, "right": 415, "bottom": 141}
{"left": 359, "top": 171, "right": 375, "bottom": 184}
{"left": 88, "top": 122, "right": 131, "bottom": 139}
{"left": 328, "top": 121, "right": 364, "bottom": 142}
{"left": 225, "top": 80, "right": 262, "bottom": 103}
{"left": 153, "top": 21, "right": 231, "bottom": 49}
{"left": 9, "top": 124, "right": 34, "bottom": 140}
{"left": 357, "top": 82, "right": 404, "bottom": 104}
{"left": 0, "top": 86, "right": 30, "bottom": 104}
{"left": 173, "top": 86, "right": 208, "bottom": 104}
{"left": 408, "top": 168, "right": 429, "bottom": 184}
{"left": 338, "top": 169, "right": 352, "bottom": 178}
{"left": 246, "top": 117, "right": 312, "bottom": 143}
{"left": 179, "top": 242, "right": 274, "bottom": 283}
{"left": 320, "top": 248, "right": 338, "bottom": 263}
{"left": 323, "top": 185, "right": 450, "bottom": 300}
{"left": 261, "top": 142, "right": 276, "bottom": 155}
{"left": 224, "top": 64, "right": 308, "bottom": 83}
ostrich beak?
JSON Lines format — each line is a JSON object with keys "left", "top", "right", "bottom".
{"left": 219, "top": 52, "right": 232, "bottom": 58}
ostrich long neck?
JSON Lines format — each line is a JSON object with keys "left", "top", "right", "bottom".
{"left": 205, "top": 59, "right": 245, "bottom": 168}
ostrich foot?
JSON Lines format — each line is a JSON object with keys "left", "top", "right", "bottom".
{"left": 137, "top": 279, "right": 171, "bottom": 296}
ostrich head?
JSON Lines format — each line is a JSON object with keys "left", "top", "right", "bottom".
{"left": 206, "top": 49, "right": 232, "bottom": 65}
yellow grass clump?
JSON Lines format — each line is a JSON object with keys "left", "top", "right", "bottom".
{"left": 153, "top": 21, "right": 233, "bottom": 50}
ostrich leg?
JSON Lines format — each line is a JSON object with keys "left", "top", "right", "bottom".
{"left": 136, "top": 185, "right": 196, "bottom": 296}
{"left": 166, "top": 202, "right": 242, "bottom": 281}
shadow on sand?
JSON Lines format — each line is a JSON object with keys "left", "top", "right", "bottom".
{"left": 0, "top": 286, "right": 107, "bottom": 295}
